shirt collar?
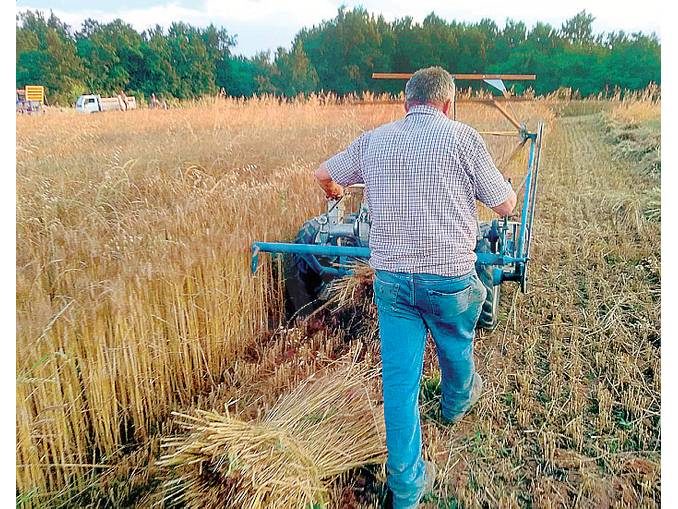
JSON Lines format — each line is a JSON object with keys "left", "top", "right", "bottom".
{"left": 405, "top": 104, "right": 446, "bottom": 118}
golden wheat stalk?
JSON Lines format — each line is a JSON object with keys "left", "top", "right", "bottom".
{"left": 323, "top": 260, "right": 374, "bottom": 313}
{"left": 157, "top": 360, "right": 386, "bottom": 508}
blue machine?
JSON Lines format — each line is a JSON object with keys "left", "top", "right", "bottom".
{"left": 251, "top": 74, "right": 544, "bottom": 330}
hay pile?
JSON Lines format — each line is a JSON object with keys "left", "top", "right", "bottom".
{"left": 158, "top": 361, "right": 386, "bottom": 508}
{"left": 325, "top": 261, "right": 375, "bottom": 314}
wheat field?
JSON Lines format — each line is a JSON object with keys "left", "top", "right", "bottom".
{"left": 16, "top": 93, "right": 659, "bottom": 507}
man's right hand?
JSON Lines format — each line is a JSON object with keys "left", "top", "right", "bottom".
{"left": 324, "top": 182, "right": 344, "bottom": 200}
{"left": 314, "top": 163, "right": 345, "bottom": 199}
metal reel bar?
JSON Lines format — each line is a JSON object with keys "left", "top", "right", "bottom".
{"left": 521, "top": 122, "right": 545, "bottom": 293}
{"left": 251, "top": 242, "right": 370, "bottom": 276}
{"left": 509, "top": 123, "right": 544, "bottom": 293}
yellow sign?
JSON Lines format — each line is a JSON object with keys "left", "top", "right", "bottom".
{"left": 25, "top": 85, "right": 44, "bottom": 103}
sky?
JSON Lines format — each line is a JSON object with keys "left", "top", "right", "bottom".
{"left": 15, "top": 0, "right": 663, "bottom": 57}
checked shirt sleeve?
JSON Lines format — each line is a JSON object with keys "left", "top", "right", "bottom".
{"left": 463, "top": 128, "right": 512, "bottom": 208}
{"left": 325, "top": 132, "right": 369, "bottom": 186}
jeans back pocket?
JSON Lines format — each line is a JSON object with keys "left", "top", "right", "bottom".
{"left": 373, "top": 278, "right": 400, "bottom": 311}
{"left": 427, "top": 285, "right": 471, "bottom": 318}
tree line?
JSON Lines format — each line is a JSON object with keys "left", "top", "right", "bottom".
{"left": 16, "top": 8, "right": 660, "bottom": 105}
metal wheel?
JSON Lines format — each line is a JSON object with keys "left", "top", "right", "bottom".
{"left": 477, "top": 273, "right": 501, "bottom": 331}
{"left": 282, "top": 218, "right": 324, "bottom": 318}
{"left": 475, "top": 222, "right": 501, "bottom": 331}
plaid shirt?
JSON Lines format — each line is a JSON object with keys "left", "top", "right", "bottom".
{"left": 326, "top": 104, "right": 512, "bottom": 277}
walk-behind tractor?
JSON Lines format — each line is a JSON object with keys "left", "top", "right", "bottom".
{"left": 251, "top": 73, "right": 545, "bottom": 330}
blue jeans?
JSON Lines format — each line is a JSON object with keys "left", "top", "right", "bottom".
{"left": 373, "top": 269, "right": 486, "bottom": 508}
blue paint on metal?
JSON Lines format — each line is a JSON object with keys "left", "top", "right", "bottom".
{"left": 525, "top": 124, "right": 544, "bottom": 260}
{"left": 253, "top": 242, "right": 370, "bottom": 258}
{"left": 492, "top": 267, "right": 504, "bottom": 286}
{"left": 251, "top": 242, "right": 370, "bottom": 275}
{"left": 476, "top": 252, "right": 527, "bottom": 265}
{"left": 251, "top": 241, "right": 527, "bottom": 276}
{"left": 516, "top": 134, "right": 537, "bottom": 259}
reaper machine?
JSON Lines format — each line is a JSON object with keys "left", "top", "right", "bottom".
{"left": 251, "top": 73, "right": 545, "bottom": 330}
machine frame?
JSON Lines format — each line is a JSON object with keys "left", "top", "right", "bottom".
{"left": 251, "top": 72, "right": 545, "bottom": 324}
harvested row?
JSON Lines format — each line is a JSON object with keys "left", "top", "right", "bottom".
{"left": 415, "top": 112, "right": 659, "bottom": 507}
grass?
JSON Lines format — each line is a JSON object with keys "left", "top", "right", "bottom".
{"left": 16, "top": 92, "right": 659, "bottom": 507}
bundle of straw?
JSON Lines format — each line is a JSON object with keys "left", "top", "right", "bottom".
{"left": 324, "top": 260, "right": 375, "bottom": 314}
{"left": 158, "top": 362, "right": 386, "bottom": 508}
{"left": 321, "top": 261, "right": 379, "bottom": 343}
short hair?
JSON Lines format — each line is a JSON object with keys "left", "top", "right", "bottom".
{"left": 405, "top": 66, "right": 456, "bottom": 104}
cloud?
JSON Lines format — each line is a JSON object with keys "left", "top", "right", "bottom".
{"left": 18, "top": 2, "right": 211, "bottom": 31}
{"left": 16, "top": 0, "right": 340, "bottom": 32}
{"left": 204, "top": 0, "right": 337, "bottom": 27}
{"left": 16, "top": 1, "right": 343, "bottom": 55}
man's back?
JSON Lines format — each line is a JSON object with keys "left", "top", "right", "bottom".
{"left": 327, "top": 103, "right": 511, "bottom": 277}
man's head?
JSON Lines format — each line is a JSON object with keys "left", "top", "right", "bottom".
{"left": 404, "top": 66, "right": 456, "bottom": 116}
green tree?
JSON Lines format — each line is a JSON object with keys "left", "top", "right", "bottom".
{"left": 15, "top": 8, "right": 662, "bottom": 102}
{"left": 16, "top": 11, "right": 87, "bottom": 104}
{"left": 251, "top": 51, "right": 278, "bottom": 95}
{"left": 603, "top": 33, "right": 660, "bottom": 91}
{"left": 217, "top": 55, "right": 257, "bottom": 97}
{"left": 201, "top": 23, "right": 236, "bottom": 94}
{"left": 75, "top": 19, "right": 144, "bottom": 95}
{"left": 560, "top": 10, "right": 596, "bottom": 45}
{"left": 272, "top": 43, "right": 319, "bottom": 96}
{"left": 298, "top": 7, "right": 395, "bottom": 94}
{"left": 165, "top": 22, "right": 215, "bottom": 98}
{"left": 452, "top": 18, "right": 499, "bottom": 73}
{"left": 493, "top": 19, "right": 527, "bottom": 63}
{"left": 138, "top": 25, "right": 181, "bottom": 98}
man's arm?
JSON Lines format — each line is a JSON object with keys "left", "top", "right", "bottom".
{"left": 491, "top": 188, "right": 517, "bottom": 217}
{"left": 314, "top": 162, "right": 344, "bottom": 199}
{"left": 315, "top": 132, "right": 368, "bottom": 197}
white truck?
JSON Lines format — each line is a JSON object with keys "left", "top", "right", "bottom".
{"left": 75, "top": 94, "right": 137, "bottom": 113}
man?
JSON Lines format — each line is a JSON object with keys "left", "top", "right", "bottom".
{"left": 118, "top": 90, "right": 128, "bottom": 111}
{"left": 314, "top": 67, "right": 516, "bottom": 508}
